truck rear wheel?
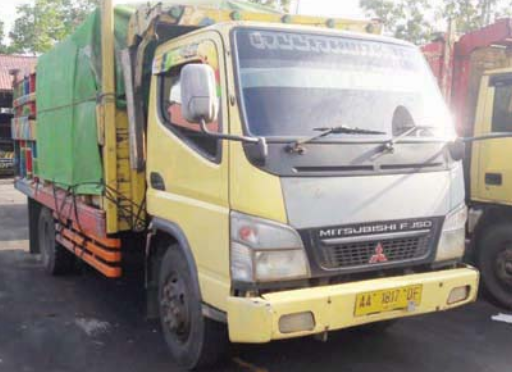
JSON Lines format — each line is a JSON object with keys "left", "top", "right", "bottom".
{"left": 159, "top": 245, "right": 228, "bottom": 370}
{"left": 38, "top": 207, "right": 75, "bottom": 275}
{"left": 477, "top": 225, "right": 512, "bottom": 309}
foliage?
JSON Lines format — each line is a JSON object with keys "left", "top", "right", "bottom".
{"left": 247, "top": 0, "right": 292, "bottom": 12}
{"left": 361, "top": 0, "right": 512, "bottom": 44}
{"left": 439, "top": 0, "right": 506, "bottom": 33}
{"left": 360, "top": 0, "right": 433, "bottom": 44}
{"left": 8, "top": 0, "right": 99, "bottom": 55}
{"left": 0, "top": 20, "right": 7, "bottom": 54}
{"left": 4, "top": 0, "right": 512, "bottom": 54}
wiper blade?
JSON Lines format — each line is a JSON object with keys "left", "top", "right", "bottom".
{"left": 313, "top": 126, "right": 387, "bottom": 136}
{"left": 286, "top": 125, "right": 386, "bottom": 154}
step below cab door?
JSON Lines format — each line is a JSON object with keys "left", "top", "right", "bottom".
{"left": 471, "top": 72, "right": 512, "bottom": 204}
{"left": 146, "top": 32, "right": 231, "bottom": 310}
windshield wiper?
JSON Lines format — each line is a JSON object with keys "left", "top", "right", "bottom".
{"left": 381, "top": 125, "right": 438, "bottom": 153}
{"left": 286, "top": 125, "right": 386, "bottom": 154}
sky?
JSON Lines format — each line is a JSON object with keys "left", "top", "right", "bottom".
{"left": 0, "top": 0, "right": 366, "bottom": 38}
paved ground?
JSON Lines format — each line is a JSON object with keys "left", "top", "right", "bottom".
{"left": 0, "top": 179, "right": 511, "bottom": 372}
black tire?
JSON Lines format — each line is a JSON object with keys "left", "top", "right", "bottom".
{"left": 477, "top": 224, "right": 512, "bottom": 309}
{"left": 38, "top": 207, "right": 75, "bottom": 275}
{"left": 159, "top": 245, "right": 228, "bottom": 370}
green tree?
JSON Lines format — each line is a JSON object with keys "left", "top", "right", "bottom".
{"left": 0, "top": 20, "right": 7, "bottom": 54}
{"left": 361, "top": 0, "right": 512, "bottom": 44}
{"left": 439, "top": 0, "right": 505, "bottom": 33}
{"left": 360, "top": 0, "right": 433, "bottom": 44}
{"left": 9, "top": 0, "right": 99, "bottom": 55}
{"left": 440, "top": 0, "right": 480, "bottom": 33}
{"left": 247, "top": 0, "right": 292, "bottom": 12}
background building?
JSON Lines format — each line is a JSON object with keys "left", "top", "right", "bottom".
{"left": 0, "top": 55, "right": 36, "bottom": 175}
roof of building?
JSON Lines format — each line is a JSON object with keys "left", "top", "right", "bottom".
{"left": 0, "top": 55, "right": 37, "bottom": 92}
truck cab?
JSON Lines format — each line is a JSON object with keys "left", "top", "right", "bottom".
{"left": 145, "top": 21, "right": 478, "bottom": 366}
{"left": 469, "top": 68, "right": 512, "bottom": 309}
{"left": 421, "top": 19, "right": 512, "bottom": 312}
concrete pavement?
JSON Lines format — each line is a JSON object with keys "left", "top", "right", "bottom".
{"left": 0, "top": 180, "right": 510, "bottom": 372}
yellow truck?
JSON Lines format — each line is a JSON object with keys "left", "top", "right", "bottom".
{"left": 12, "top": 0, "right": 479, "bottom": 368}
{"left": 422, "top": 21, "right": 512, "bottom": 309}
{"left": 468, "top": 68, "right": 512, "bottom": 309}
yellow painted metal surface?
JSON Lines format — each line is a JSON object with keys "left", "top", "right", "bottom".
{"left": 127, "top": 3, "right": 382, "bottom": 48}
{"left": 146, "top": 31, "right": 231, "bottom": 311}
{"left": 227, "top": 267, "right": 479, "bottom": 343}
{"left": 101, "top": 0, "right": 119, "bottom": 234}
{"left": 229, "top": 141, "right": 288, "bottom": 223}
{"left": 471, "top": 69, "right": 512, "bottom": 205}
{"left": 114, "top": 110, "right": 147, "bottom": 231}
{"left": 219, "top": 23, "right": 288, "bottom": 224}
{"left": 93, "top": 0, "right": 147, "bottom": 234}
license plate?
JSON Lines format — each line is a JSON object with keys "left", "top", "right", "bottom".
{"left": 354, "top": 285, "right": 423, "bottom": 316}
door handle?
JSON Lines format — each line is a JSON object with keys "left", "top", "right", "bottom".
{"left": 485, "top": 173, "right": 502, "bottom": 186}
{"left": 150, "top": 172, "right": 166, "bottom": 191}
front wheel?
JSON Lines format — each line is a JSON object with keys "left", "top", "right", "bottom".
{"left": 477, "top": 224, "right": 512, "bottom": 309}
{"left": 159, "top": 245, "right": 228, "bottom": 370}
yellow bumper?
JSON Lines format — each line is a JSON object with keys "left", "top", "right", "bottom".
{"left": 227, "top": 266, "right": 479, "bottom": 343}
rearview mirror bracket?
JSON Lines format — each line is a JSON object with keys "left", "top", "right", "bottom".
{"left": 199, "top": 119, "right": 268, "bottom": 165}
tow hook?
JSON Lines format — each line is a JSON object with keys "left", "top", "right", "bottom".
{"left": 313, "top": 328, "right": 329, "bottom": 342}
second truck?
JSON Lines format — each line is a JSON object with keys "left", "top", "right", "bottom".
{"left": 423, "top": 19, "right": 512, "bottom": 309}
{"left": 12, "top": 0, "right": 479, "bottom": 369}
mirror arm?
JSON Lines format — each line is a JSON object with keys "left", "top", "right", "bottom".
{"left": 198, "top": 118, "right": 268, "bottom": 165}
{"left": 199, "top": 118, "right": 261, "bottom": 144}
{"left": 461, "top": 133, "right": 512, "bottom": 143}
{"left": 447, "top": 133, "right": 512, "bottom": 162}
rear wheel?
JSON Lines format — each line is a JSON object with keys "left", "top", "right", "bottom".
{"left": 159, "top": 245, "right": 228, "bottom": 370}
{"left": 38, "top": 207, "right": 75, "bottom": 275}
{"left": 477, "top": 224, "right": 512, "bottom": 309}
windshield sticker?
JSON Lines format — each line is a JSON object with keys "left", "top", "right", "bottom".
{"left": 249, "top": 31, "right": 407, "bottom": 58}
{"left": 239, "top": 30, "right": 418, "bottom": 71}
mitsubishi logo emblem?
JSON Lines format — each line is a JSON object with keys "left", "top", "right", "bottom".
{"left": 369, "top": 243, "right": 388, "bottom": 264}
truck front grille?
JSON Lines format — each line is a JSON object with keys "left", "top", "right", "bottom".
{"left": 318, "top": 233, "right": 432, "bottom": 270}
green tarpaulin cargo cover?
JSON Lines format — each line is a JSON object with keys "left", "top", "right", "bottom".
{"left": 36, "top": 1, "right": 278, "bottom": 195}
{"left": 36, "top": 6, "right": 134, "bottom": 195}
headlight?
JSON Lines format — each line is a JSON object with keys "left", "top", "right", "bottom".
{"left": 230, "top": 212, "right": 310, "bottom": 283}
{"left": 436, "top": 204, "right": 467, "bottom": 262}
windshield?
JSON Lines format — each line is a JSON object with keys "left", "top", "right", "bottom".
{"left": 234, "top": 28, "right": 455, "bottom": 139}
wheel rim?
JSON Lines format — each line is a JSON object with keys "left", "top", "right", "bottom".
{"left": 495, "top": 246, "right": 512, "bottom": 288}
{"left": 161, "top": 272, "right": 191, "bottom": 343}
{"left": 39, "top": 216, "right": 52, "bottom": 267}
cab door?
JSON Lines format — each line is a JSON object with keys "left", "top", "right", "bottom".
{"left": 146, "top": 32, "right": 231, "bottom": 310}
{"left": 471, "top": 72, "right": 512, "bottom": 205}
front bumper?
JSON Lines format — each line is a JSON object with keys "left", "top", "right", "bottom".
{"left": 226, "top": 266, "right": 479, "bottom": 343}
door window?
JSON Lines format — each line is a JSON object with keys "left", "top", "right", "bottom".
{"left": 159, "top": 41, "right": 222, "bottom": 161}
{"left": 491, "top": 83, "right": 512, "bottom": 133}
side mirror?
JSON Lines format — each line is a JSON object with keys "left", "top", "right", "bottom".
{"left": 179, "top": 63, "right": 268, "bottom": 164}
{"left": 447, "top": 139, "right": 466, "bottom": 162}
{"left": 180, "top": 64, "right": 218, "bottom": 124}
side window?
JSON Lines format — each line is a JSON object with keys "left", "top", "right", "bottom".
{"left": 492, "top": 83, "right": 512, "bottom": 133}
{"left": 159, "top": 43, "right": 221, "bottom": 160}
